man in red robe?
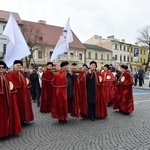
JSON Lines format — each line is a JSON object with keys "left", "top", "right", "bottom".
{"left": 0, "top": 61, "right": 21, "bottom": 138}
{"left": 101, "top": 64, "right": 115, "bottom": 106}
{"left": 40, "top": 62, "right": 54, "bottom": 112}
{"left": 10, "top": 60, "right": 34, "bottom": 124}
{"left": 51, "top": 61, "right": 79, "bottom": 123}
{"left": 77, "top": 64, "right": 88, "bottom": 117}
{"left": 78, "top": 61, "right": 107, "bottom": 121}
{"left": 113, "top": 65, "right": 134, "bottom": 115}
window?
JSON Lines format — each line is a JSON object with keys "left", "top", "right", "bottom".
{"left": 131, "top": 47, "right": 133, "bottom": 53}
{"left": 79, "top": 53, "right": 82, "bottom": 60}
{"left": 131, "top": 57, "right": 133, "bottom": 62}
{"left": 101, "top": 54, "right": 103, "bottom": 60}
{"left": 124, "top": 56, "right": 126, "bottom": 61}
{"left": 3, "top": 25, "right": 6, "bottom": 31}
{"left": 38, "top": 50, "right": 42, "bottom": 59}
{"left": 127, "top": 56, "right": 129, "bottom": 62}
{"left": 50, "top": 51, "right": 53, "bottom": 58}
{"left": 120, "top": 55, "right": 122, "bottom": 61}
{"left": 124, "top": 45, "right": 126, "bottom": 51}
{"left": 3, "top": 44, "right": 6, "bottom": 54}
{"left": 70, "top": 53, "right": 74, "bottom": 56}
{"left": 127, "top": 46, "right": 129, "bottom": 52}
{"left": 107, "top": 54, "right": 109, "bottom": 60}
{"left": 120, "top": 44, "right": 122, "bottom": 50}
{"left": 95, "top": 53, "right": 98, "bottom": 59}
{"left": 115, "top": 44, "right": 117, "bottom": 50}
{"left": 115, "top": 55, "right": 117, "bottom": 60}
{"left": 140, "top": 49, "right": 142, "bottom": 54}
{"left": 88, "top": 52, "right": 91, "bottom": 59}
{"left": 141, "top": 58, "right": 142, "bottom": 63}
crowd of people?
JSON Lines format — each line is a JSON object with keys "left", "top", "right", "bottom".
{"left": 0, "top": 60, "right": 134, "bottom": 138}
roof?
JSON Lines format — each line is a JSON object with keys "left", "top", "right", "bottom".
{"left": 22, "top": 20, "right": 86, "bottom": 50}
{"left": 0, "top": 10, "right": 22, "bottom": 24}
{"left": 84, "top": 43, "right": 111, "bottom": 52}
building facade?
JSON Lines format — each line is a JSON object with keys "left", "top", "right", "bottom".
{"left": 0, "top": 10, "right": 86, "bottom": 68}
{"left": 85, "top": 35, "right": 148, "bottom": 73}
{"left": 84, "top": 43, "right": 112, "bottom": 69}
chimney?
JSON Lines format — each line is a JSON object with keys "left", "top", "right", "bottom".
{"left": 38, "top": 20, "right": 46, "bottom": 24}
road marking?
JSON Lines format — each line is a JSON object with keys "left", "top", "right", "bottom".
{"left": 134, "top": 99, "right": 150, "bottom": 104}
{"left": 133, "top": 93, "right": 150, "bottom": 95}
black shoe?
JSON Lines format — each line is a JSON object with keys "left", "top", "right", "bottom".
{"left": 107, "top": 103, "right": 112, "bottom": 106}
{"left": 89, "top": 117, "right": 95, "bottom": 121}
{"left": 58, "top": 119, "right": 67, "bottom": 124}
{"left": 123, "top": 112, "right": 130, "bottom": 115}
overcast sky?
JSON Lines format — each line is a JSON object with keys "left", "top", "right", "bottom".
{"left": 1, "top": 0, "right": 150, "bottom": 44}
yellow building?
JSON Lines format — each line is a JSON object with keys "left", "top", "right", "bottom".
{"left": 130, "top": 44, "right": 148, "bottom": 74}
{"left": 84, "top": 43, "right": 112, "bottom": 69}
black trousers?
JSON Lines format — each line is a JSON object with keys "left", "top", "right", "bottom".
{"left": 88, "top": 103, "right": 95, "bottom": 118}
{"left": 68, "top": 97, "right": 73, "bottom": 114}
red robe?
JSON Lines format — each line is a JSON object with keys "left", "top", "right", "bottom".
{"left": 113, "top": 71, "right": 134, "bottom": 113}
{"left": 71, "top": 75, "right": 80, "bottom": 118}
{"left": 78, "top": 71, "right": 108, "bottom": 118}
{"left": 40, "top": 69, "right": 54, "bottom": 112}
{"left": 51, "top": 69, "right": 79, "bottom": 120}
{"left": 10, "top": 71, "right": 34, "bottom": 122}
{"left": 101, "top": 71, "right": 115, "bottom": 104}
{"left": 95, "top": 71, "right": 108, "bottom": 118}
{"left": 77, "top": 71, "right": 88, "bottom": 117}
{"left": 51, "top": 69, "right": 68, "bottom": 120}
{"left": 0, "top": 73, "right": 21, "bottom": 138}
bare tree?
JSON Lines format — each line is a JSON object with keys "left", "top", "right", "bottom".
{"left": 22, "top": 24, "right": 46, "bottom": 68}
{"left": 137, "top": 25, "right": 150, "bottom": 71}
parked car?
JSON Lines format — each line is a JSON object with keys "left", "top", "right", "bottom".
{"left": 144, "top": 71, "right": 150, "bottom": 79}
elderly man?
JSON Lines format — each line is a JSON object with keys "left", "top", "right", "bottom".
{"left": 10, "top": 60, "right": 34, "bottom": 124}
{"left": 0, "top": 61, "right": 21, "bottom": 138}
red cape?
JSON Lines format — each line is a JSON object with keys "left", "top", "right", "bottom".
{"left": 78, "top": 71, "right": 108, "bottom": 118}
{"left": 40, "top": 69, "right": 54, "bottom": 112}
{"left": 10, "top": 71, "right": 34, "bottom": 122}
{"left": 113, "top": 71, "right": 134, "bottom": 113}
{"left": 0, "top": 73, "right": 21, "bottom": 138}
{"left": 101, "top": 71, "right": 115, "bottom": 104}
{"left": 51, "top": 70, "right": 68, "bottom": 120}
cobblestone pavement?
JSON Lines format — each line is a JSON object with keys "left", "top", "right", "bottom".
{"left": 0, "top": 93, "right": 150, "bottom": 150}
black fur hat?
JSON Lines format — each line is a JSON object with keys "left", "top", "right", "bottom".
{"left": 60, "top": 61, "right": 69, "bottom": 67}
{"left": 47, "top": 62, "right": 54, "bottom": 67}
{"left": 13, "top": 60, "right": 23, "bottom": 66}
{"left": 90, "top": 61, "right": 97, "bottom": 67}
{"left": 0, "top": 61, "right": 7, "bottom": 68}
{"left": 120, "top": 64, "right": 128, "bottom": 70}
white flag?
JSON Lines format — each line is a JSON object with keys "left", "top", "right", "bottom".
{"left": 50, "top": 18, "right": 73, "bottom": 62}
{"left": 3, "top": 13, "right": 31, "bottom": 67}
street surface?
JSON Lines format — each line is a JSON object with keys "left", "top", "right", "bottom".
{"left": 0, "top": 82, "right": 150, "bottom": 150}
